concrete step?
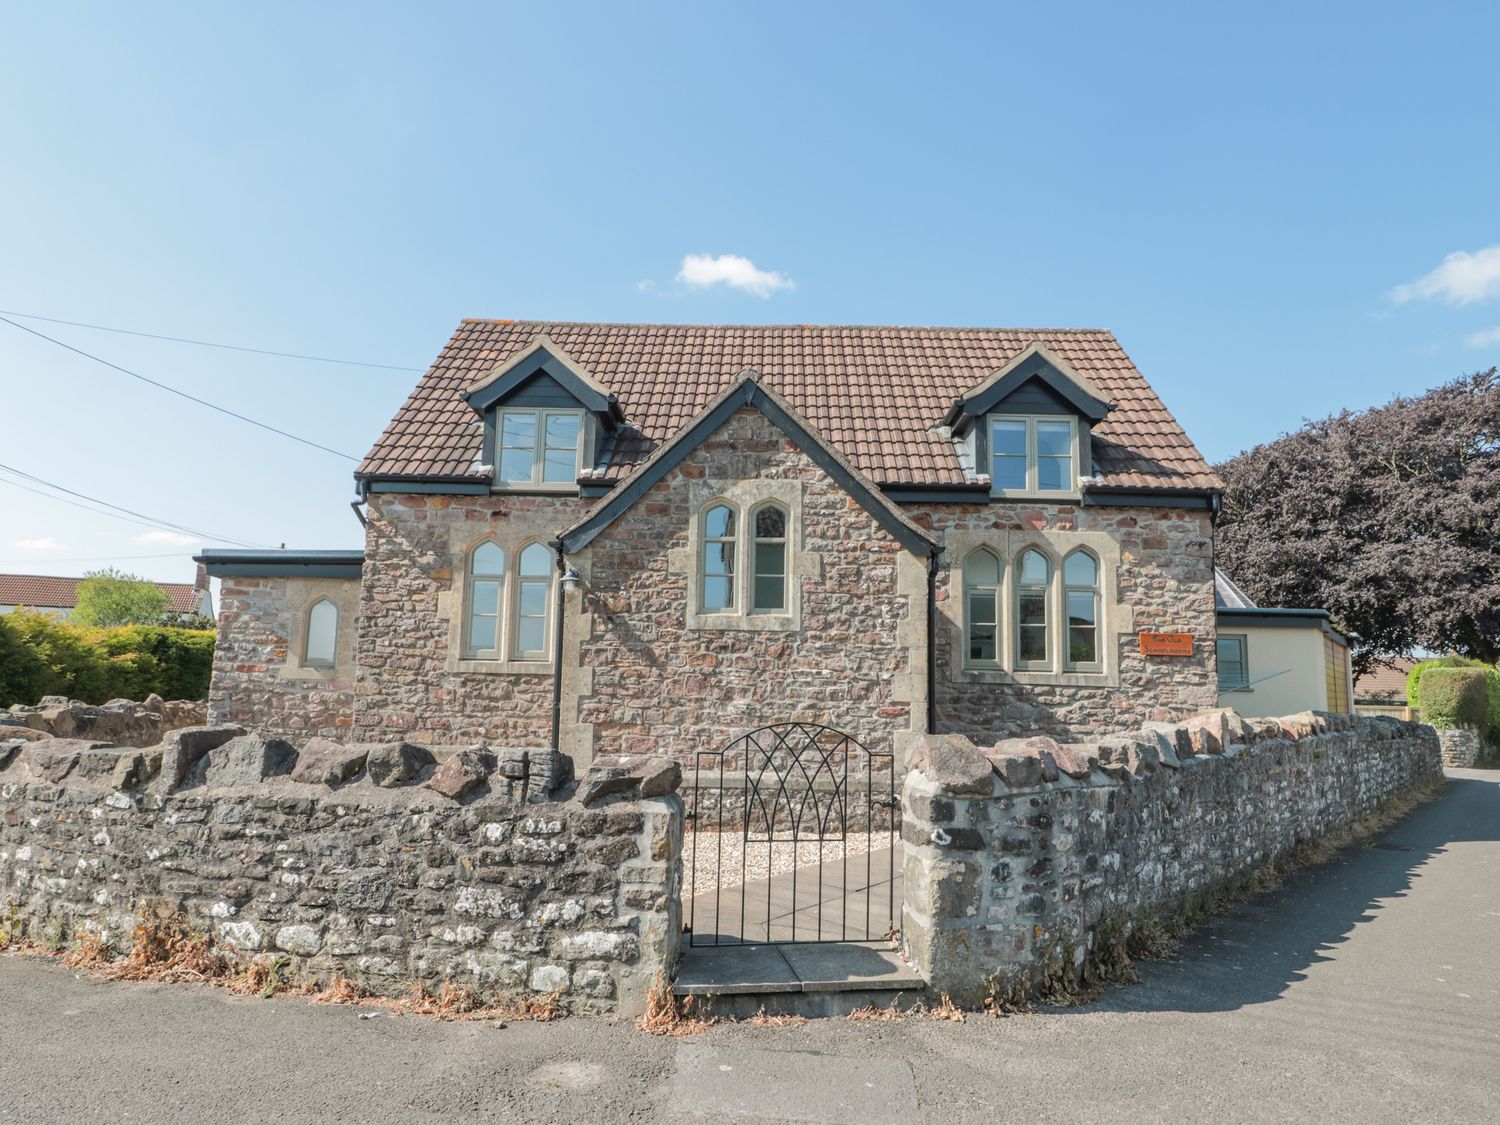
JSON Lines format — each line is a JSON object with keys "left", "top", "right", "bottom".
{"left": 673, "top": 941, "right": 927, "bottom": 1017}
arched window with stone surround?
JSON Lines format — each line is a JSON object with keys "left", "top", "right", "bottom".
{"left": 750, "top": 502, "right": 788, "bottom": 613}
{"left": 304, "top": 597, "right": 338, "bottom": 667}
{"left": 963, "top": 549, "right": 1003, "bottom": 665}
{"left": 464, "top": 540, "right": 506, "bottom": 659}
{"left": 512, "top": 542, "right": 553, "bottom": 660}
{"left": 700, "top": 502, "right": 737, "bottom": 612}
{"left": 1063, "top": 549, "right": 1100, "bottom": 670}
{"left": 1015, "top": 548, "right": 1051, "bottom": 669}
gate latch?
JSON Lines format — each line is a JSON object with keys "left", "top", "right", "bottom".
{"left": 874, "top": 796, "right": 901, "bottom": 810}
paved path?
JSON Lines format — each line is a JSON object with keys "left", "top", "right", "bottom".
{"left": 2, "top": 770, "right": 1498, "bottom": 1124}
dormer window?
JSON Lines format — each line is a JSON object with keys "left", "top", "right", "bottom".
{"left": 497, "top": 407, "right": 584, "bottom": 488}
{"left": 989, "top": 415, "right": 1077, "bottom": 495}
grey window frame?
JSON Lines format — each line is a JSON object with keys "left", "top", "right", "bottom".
{"left": 699, "top": 501, "right": 738, "bottom": 614}
{"left": 494, "top": 407, "right": 585, "bottom": 490}
{"left": 749, "top": 501, "right": 789, "bottom": 614}
{"left": 962, "top": 548, "right": 1004, "bottom": 668}
{"left": 303, "top": 597, "right": 338, "bottom": 668}
{"left": 987, "top": 414, "right": 1078, "bottom": 497}
{"left": 1062, "top": 548, "right": 1102, "bottom": 673}
{"left": 463, "top": 540, "right": 507, "bottom": 660}
{"left": 1014, "top": 548, "right": 1053, "bottom": 671}
{"left": 1218, "top": 634, "right": 1250, "bottom": 691}
{"left": 510, "top": 541, "right": 554, "bottom": 661}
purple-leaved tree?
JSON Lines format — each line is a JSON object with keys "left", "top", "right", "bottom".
{"left": 1215, "top": 368, "right": 1500, "bottom": 677}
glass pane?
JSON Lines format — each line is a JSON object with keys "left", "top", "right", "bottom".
{"left": 1069, "top": 626, "right": 1097, "bottom": 665}
{"left": 993, "top": 455, "right": 1027, "bottom": 491}
{"left": 544, "top": 412, "right": 580, "bottom": 448}
{"left": 520, "top": 579, "right": 547, "bottom": 617}
{"left": 305, "top": 600, "right": 337, "bottom": 664}
{"left": 500, "top": 412, "right": 536, "bottom": 449}
{"left": 1038, "top": 455, "right": 1072, "bottom": 491}
{"left": 499, "top": 448, "right": 535, "bottom": 483}
{"left": 1067, "top": 589, "right": 1096, "bottom": 627}
{"left": 754, "top": 506, "right": 786, "bottom": 538}
{"left": 704, "top": 505, "right": 735, "bottom": 539}
{"left": 753, "top": 575, "right": 785, "bottom": 611}
{"left": 1019, "top": 590, "right": 1047, "bottom": 627}
{"left": 1063, "top": 551, "right": 1096, "bottom": 587}
{"left": 1036, "top": 421, "right": 1072, "bottom": 456}
{"left": 1020, "top": 624, "right": 1048, "bottom": 662}
{"left": 542, "top": 447, "right": 576, "bottom": 483}
{"left": 754, "top": 541, "right": 785, "bottom": 577}
{"left": 468, "top": 614, "right": 497, "bottom": 651}
{"left": 519, "top": 543, "right": 551, "bottom": 577}
{"left": 516, "top": 616, "right": 545, "bottom": 656}
{"left": 470, "top": 579, "right": 500, "bottom": 616}
{"left": 993, "top": 420, "right": 1027, "bottom": 456}
{"left": 703, "top": 575, "right": 732, "bottom": 611}
{"left": 1019, "top": 550, "right": 1049, "bottom": 586}
{"left": 968, "top": 589, "right": 996, "bottom": 627}
{"left": 472, "top": 542, "right": 504, "bottom": 577}
{"left": 704, "top": 541, "right": 733, "bottom": 577}
{"left": 969, "top": 624, "right": 996, "bottom": 663}
{"left": 965, "top": 550, "right": 1000, "bottom": 586}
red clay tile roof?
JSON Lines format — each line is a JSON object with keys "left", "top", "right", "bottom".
{"left": 358, "top": 321, "right": 1221, "bottom": 491}
{"left": 0, "top": 574, "right": 202, "bottom": 614}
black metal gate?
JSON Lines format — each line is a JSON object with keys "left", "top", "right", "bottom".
{"left": 683, "top": 723, "right": 898, "bottom": 947}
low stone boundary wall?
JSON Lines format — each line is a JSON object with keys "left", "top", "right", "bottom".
{"left": 1437, "top": 728, "right": 1495, "bottom": 768}
{"left": 2, "top": 695, "right": 207, "bottom": 749}
{"left": 0, "top": 733, "right": 682, "bottom": 1016}
{"left": 901, "top": 710, "right": 1442, "bottom": 1005}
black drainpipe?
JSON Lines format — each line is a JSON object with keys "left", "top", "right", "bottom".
{"left": 927, "top": 549, "right": 941, "bottom": 734}
{"left": 548, "top": 539, "right": 567, "bottom": 752}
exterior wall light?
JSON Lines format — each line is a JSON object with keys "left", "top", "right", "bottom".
{"left": 560, "top": 566, "right": 581, "bottom": 594}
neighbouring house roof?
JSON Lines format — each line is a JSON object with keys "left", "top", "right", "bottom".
{"left": 0, "top": 573, "right": 204, "bottom": 614}
{"left": 358, "top": 321, "right": 1222, "bottom": 493}
{"left": 559, "top": 373, "right": 939, "bottom": 557}
{"left": 1353, "top": 658, "right": 1419, "bottom": 703}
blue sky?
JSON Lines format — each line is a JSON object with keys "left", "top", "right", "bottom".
{"left": 2, "top": 1, "right": 1498, "bottom": 587}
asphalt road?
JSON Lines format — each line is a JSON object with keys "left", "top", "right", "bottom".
{"left": 2, "top": 769, "right": 1497, "bottom": 1124}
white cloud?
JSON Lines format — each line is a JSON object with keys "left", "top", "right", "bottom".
{"left": 1464, "top": 326, "right": 1500, "bottom": 348}
{"left": 135, "top": 530, "right": 199, "bottom": 546}
{"left": 676, "top": 253, "right": 794, "bottom": 298}
{"left": 1391, "top": 245, "right": 1500, "bottom": 305}
{"left": 14, "top": 537, "right": 64, "bottom": 551}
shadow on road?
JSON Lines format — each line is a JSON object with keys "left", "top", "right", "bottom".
{"left": 1065, "top": 772, "right": 1500, "bottom": 1016}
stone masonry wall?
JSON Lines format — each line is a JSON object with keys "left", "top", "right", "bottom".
{"left": 575, "top": 406, "right": 927, "bottom": 766}
{"left": 354, "top": 493, "right": 588, "bottom": 746}
{"left": 1437, "top": 727, "right": 1494, "bottom": 768}
{"left": 209, "top": 576, "right": 358, "bottom": 740}
{"left": 900, "top": 710, "right": 1442, "bottom": 1004}
{"left": 911, "top": 501, "right": 1217, "bottom": 744}
{"left": 0, "top": 735, "right": 682, "bottom": 1016}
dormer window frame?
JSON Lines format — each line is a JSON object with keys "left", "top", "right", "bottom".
{"left": 986, "top": 413, "right": 1082, "bottom": 499}
{"left": 464, "top": 334, "right": 624, "bottom": 495}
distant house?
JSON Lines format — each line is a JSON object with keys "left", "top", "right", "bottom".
{"left": 1353, "top": 657, "right": 1420, "bottom": 720}
{"left": 0, "top": 565, "right": 213, "bottom": 622}
{"left": 1214, "top": 569, "right": 1353, "bottom": 717}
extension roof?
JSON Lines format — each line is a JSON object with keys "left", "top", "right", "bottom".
{"left": 0, "top": 574, "right": 202, "bottom": 614}
{"left": 358, "top": 321, "right": 1222, "bottom": 493}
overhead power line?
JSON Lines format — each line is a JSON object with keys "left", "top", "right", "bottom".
{"left": 0, "top": 314, "right": 360, "bottom": 461}
{"left": 0, "top": 551, "right": 189, "bottom": 567}
{"left": 0, "top": 462, "right": 272, "bottom": 549}
{"left": 0, "top": 308, "right": 422, "bottom": 372}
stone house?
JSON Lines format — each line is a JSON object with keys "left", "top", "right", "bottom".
{"left": 198, "top": 321, "right": 1223, "bottom": 768}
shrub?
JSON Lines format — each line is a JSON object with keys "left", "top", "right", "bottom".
{"left": 1417, "top": 667, "right": 1491, "bottom": 734}
{"left": 0, "top": 610, "right": 214, "bottom": 707}
{"left": 1409, "top": 656, "right": 1500, "bottom": 734}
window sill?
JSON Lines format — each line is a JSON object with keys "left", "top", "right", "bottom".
{"left": 449, "top": 657, "right": 553, "bottom": 675}
{"left": 987, "top": 491, "right": 1082, "bottom": 503}
{"left": 958, "top": 666, "right": 1117, "bottom": 689}
{"left": 489, "top": 483, "right": 580, "bottom": 495}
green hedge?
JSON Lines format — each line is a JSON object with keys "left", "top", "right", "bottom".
{"left": 0, "top": 610, "right": 214, "bottom": 708}
{"left": 1417, "top": 667, "right": 1493, "bottom": 735}
{"left": 1409, "top": 656, "right": 1500, "bottom": 735}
